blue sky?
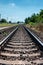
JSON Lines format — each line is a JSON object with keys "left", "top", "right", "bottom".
{"left": 0, "top": 0, "right": 43, "bottom": 22}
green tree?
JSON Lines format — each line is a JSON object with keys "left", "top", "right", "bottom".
{"left": 39, "top": 10, "right": 43, "bottom": 23}
{"left": 25, "top": 9, "right": 43, "bottom": 24}
{"left": 17, "top": 21, "right": 20, "bottom": 24}
{"left": 30, "top": 13, "right": 37, "bottom": 23}
{"left": 40, "top": 9, "right": 43, "bottom": 17}
{"left": 0, "top": 19, "right": 7, "bottom": 23}
{"left": 25, "top": 18, "right": 29, "bottom": 24}
{"left": 9, "top": 21, "right": 12, "bottom": 23}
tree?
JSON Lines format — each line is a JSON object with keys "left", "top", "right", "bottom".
{"left": 25, "top": 18, "right": 29, "bottom": 24}
{"left": 17, "top": 21, "right": 20, "bottom": 24}
{"left": 0, "top": 19, "right": 7, "bottom": 23}
{"left": 25, "top": 9, "right": 43, "bottom": 24}
{"left": 39, "top": 10, "right": 43, "bottom": 22}
{"left": 9, "top": 21, "right": 12, "bottom": 23}
{"left": 30, "top": 13, "right": 37, "bottom": 23}
{"left": 40, "top": 9, "right": 43, "bottom": 17}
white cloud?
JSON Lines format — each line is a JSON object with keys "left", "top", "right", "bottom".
{"left": 9, "top": 3, "right": 15, "bottom": 7}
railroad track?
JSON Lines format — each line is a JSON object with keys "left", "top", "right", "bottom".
{"left": 0, "top": 26, "right": 17, "bottom": 42}
{"left": 0, "top": 25, "right": 43, "bottom": 65}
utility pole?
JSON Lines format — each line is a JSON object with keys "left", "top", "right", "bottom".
{"left": 7, "top": 17, "right": 9, "bottom": 23}
{"left": 7, "top": 17, "right": 8, "bottom": 21}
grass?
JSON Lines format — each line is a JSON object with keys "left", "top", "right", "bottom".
{"left": 0, "top": 23, "right": 18, "bottom": 27}
{"left": 26, "top": 22, "right": 43, "bottom": 32}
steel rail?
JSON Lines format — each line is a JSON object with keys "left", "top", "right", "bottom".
{"left": 24, "top": 26, "right": 43, "bottom": 50}
{"left": 0, "top": 26, "right": 16, "bottom": 34}
{"left": 0, "top": 26, "right": 18, "bottom": 49}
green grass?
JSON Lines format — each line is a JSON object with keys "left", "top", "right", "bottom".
{"left": 0, "top": 23, "right": 18, "bottom": 27}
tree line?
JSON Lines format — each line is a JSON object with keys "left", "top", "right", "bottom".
{"left": 0, "top": 19, "right": 12, "bottom": 23}
{"left": 25, "top": 9, "right": 43, "bottom": 24}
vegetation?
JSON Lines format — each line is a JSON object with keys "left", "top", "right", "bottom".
{"left": 17, "top": 21, "right": 20, "bottom": 24}
{"left": 17, "top": 21, "right": 24, "bottom": 24}
{"left": 25, "top": 9, "right": 43, "bottom": 31}
{"left": 9, "top": 21, "right": 12, "bottom": 23}
{"left": 0, "top": 23, "right": 16, "bottom": 27}
{"left": 0, "top": 19, "right": 7, "bottom": 23}
{"left": 25, "top": 9, "right": 43, "bottom": 24}
{"left": 0, "top": 19, "right": 18, "bottom": 27}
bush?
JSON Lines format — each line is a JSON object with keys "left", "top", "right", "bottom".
{"left": 0, "top": 19, "right": 7, "bottom": 23}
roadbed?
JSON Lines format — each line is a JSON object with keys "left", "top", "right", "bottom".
{"left": 0, "top": 26, "right": 16, "bottom": 42}
{"left": 26, "top": 27, "right": 43, "bottom": 42}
